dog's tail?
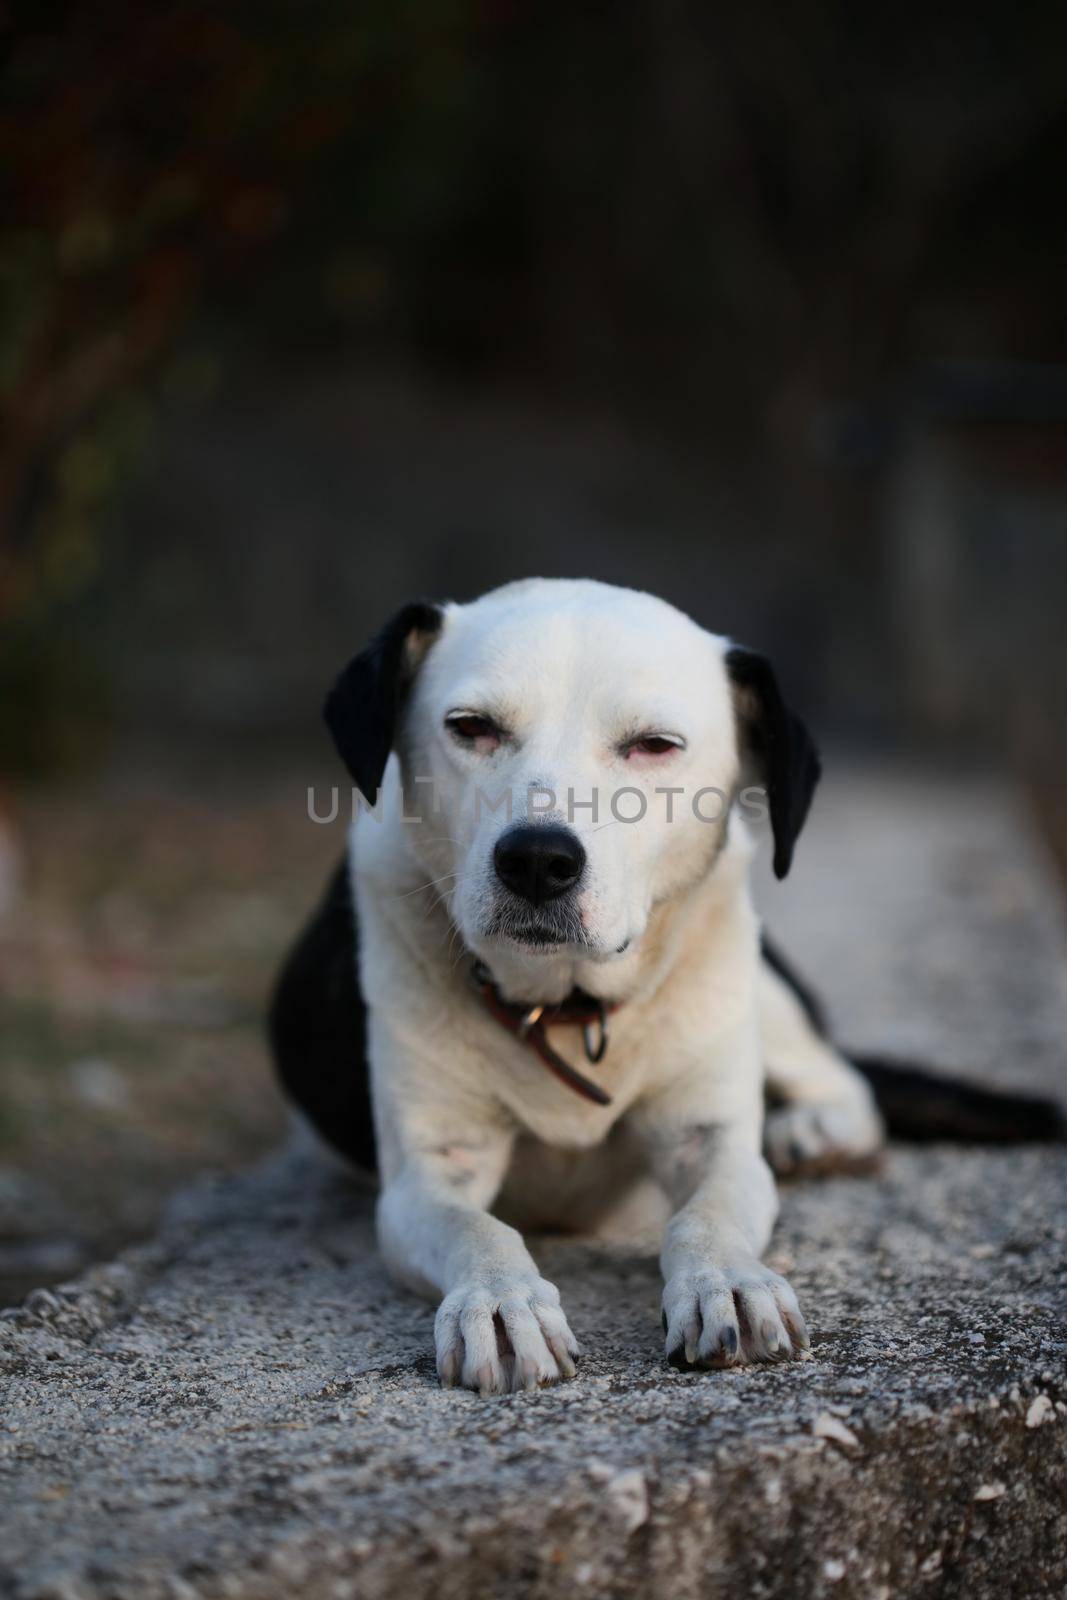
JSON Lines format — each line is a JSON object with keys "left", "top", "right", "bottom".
{"left": 848, "top": 1053, "right": 1067, "bottom": 1144}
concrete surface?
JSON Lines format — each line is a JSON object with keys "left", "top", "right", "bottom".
{"left": 2, "top": 767, "right": 1066, "bottom": 1600}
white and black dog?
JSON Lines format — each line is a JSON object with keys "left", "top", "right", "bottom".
{"left": 271, "top": 578, "right": 1063, "bottom": 1394}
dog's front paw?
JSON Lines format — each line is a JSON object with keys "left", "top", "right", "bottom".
{"left": 764, "top": 1095, "right": 884, "bottom": 1177}
{"left": 434, "top": 1275, "right": 580, "bottom": 1395}
{"left": 662, "top": 1262, "right": 809, "bottom": 1370}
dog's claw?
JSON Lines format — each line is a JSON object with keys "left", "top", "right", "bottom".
{"left": 476, "top": 1362, "right": 499, "bottom": 1396}
{"left": 786, "top": 1310, "right": 811, "bottom": 1351}
{"left": 518, "top": 1358, "right": 541, "bottom": 1392}
{"left": 438, "top": 1345, "right": 460, "bottom": 1387}
{"left": 761, "top": 1319, "right": 787, "bottom": 1359}
{"left": 547, "top": 1337, "right": 577, "bottom": 1380}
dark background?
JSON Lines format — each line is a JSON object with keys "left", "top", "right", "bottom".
{"left": 1, "top": 0, "right": 1065, "bottom": 1297}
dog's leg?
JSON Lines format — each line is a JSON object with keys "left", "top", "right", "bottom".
{"left": 635, "top": 1068, "right": 809, "bottom": 1369}
{"left": 759, "top": 954, "right": 884, "bottom": 1175}
{"left": 375, "top": 1106, "right": 580, "bottom": 1396}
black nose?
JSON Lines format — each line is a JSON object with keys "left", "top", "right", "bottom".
{"left": 493, "top": 824, "right": 586, "bottom": 905}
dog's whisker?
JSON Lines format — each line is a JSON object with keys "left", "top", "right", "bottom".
{"left": 396, "top": 872, "right": 460, "bottom": 900}
{"left": 423, "top": 881, "right": 461, "bottom": 922}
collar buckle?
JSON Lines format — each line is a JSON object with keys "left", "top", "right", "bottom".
{"left": 517, "top": 1003, "right": 545, "bottom": 1039}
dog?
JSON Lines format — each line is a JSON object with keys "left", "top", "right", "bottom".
{"left": 271, "top": 577, "right": 1065, "bottom": 1394}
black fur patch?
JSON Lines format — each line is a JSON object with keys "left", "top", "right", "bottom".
{"left": 848, "top": 1053, "right": 1067, "bottom": 1144}
{"left": 726, "top": 646, "right": 821, "bottom": 879}
{"left": 324, "top": 601, "right": 442, "bottom": 803}
{"left": 268, "top": 859, "right": 377, "bottom": 1172}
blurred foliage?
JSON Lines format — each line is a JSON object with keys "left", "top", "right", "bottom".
{"left": 0, "top": 0, "right": 497, "bottom": 766}
{"left": 1, "top": 1, "right": 1066, "bottom": 768}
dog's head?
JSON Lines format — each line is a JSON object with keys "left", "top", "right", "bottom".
{"left": 326, "top": 579, "right": 819, "bottom": 982}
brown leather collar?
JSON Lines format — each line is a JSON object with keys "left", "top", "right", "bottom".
{"left": 471, "top": 961, "right": 619, "bottom": 1106}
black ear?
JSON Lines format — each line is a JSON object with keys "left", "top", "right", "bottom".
{"left": 725, "top": 646, "right": 821, "bottom": 880}
{"left": 324, "top": 602, "right": 443, "bottom": 802}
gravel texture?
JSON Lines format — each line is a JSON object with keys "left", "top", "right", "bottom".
{"left": 2, "top": 766, "right": 1066, "bottom": 1600}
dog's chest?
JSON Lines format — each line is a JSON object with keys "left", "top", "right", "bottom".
{"left": 486, "top": 1012, "right": 675, "bottom": 1149}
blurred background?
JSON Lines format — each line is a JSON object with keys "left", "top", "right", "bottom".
{"left": 2, "top": 0, "right": 1066, "bottom": 1300}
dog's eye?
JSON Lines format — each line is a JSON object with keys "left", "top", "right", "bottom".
{"left": 446, "top": 713, "right": 501, "bottom": 748}
{"left": 625, "top": 734, "right": 684, "bottom": 758}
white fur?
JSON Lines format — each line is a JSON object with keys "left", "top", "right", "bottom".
{"left": 348, "top": 578, "right": 881, "bottom": 1393}
{"left": 759, "top": 960, "right": 884, "bottom": 1172}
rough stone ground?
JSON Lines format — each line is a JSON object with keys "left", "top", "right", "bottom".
{"left": 2, "top": 768, "right": 1066, "bottom": 1600}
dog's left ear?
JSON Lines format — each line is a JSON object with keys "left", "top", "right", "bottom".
{"left": 324, "top": 601, "right": 443, "bottom": 802}
{"left": 725, "top": 646, "right": 821, "bottom": 880}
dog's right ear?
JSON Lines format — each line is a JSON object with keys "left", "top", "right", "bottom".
{"left": 324, "top": 601, "right": 443, "bottom": 803}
